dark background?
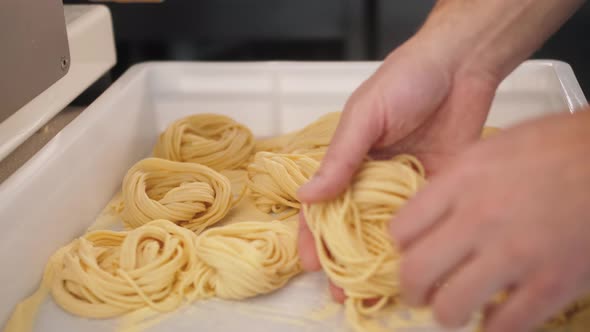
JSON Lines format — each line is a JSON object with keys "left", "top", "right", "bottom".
{"left": 65, "top": 0, "right": 590, "bottom": 98}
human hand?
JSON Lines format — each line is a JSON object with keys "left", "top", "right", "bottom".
{"left": 296, "top": 36, "right": 499, "bottom": 299}
{"left": 391, "top": 110, "right": 590, "bottom": 331}
{"left": 296, "top": 0, "right": 584, "bottom": 306}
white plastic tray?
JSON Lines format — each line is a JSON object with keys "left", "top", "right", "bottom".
{"left": 0, "top": 60, "right": 586, "bottom": 331}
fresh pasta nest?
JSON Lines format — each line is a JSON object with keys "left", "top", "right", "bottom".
{"left": 121, "top": 158, "right": 233, "bottom": 233}
{"left": 304, "top": 155, "right": 426, "bottom": 331}
{"left": 50, "top": 219, "right": 300, "bottom": 319}
{"left": 194, "top": 221, "right": 301, "bottom": 300}
{"left": 154, "top": 113, "right": 255, "bottom": 170}
{"left": 51, "top": 220, "right": 201, "bottom": 318}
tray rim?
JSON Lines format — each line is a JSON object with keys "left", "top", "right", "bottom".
{"left": 0, "top": 59, "right": 586, "bottom": 195}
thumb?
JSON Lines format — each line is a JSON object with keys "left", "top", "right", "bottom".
{"left": 297, "top": 106, "right": 382, "bottom": 203}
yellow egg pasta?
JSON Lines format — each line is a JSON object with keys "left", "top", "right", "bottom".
{"left": 121, "top": 158, "right": 233, "bottom": 233}
{"left": 154, "top": 114, "right": 255, "bottom": 170}
{"left": 246, "top": 152, "right": 319, "bottom": 219}
{"left": 304, "top": 155, "right": 426, "bottom": 332}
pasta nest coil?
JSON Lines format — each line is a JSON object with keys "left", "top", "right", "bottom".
{"left": 51, "top": 220, "right": 201, "bottom": 318}
{"left": 194, "top": 221, "right": 301, "bottom": 300}
{"left": 303, "top": 155, "right": 426, "bottom": 330}
{"left": 121, "top": 158, "right": 233, "bottom": 233}
{"left": 154, "top": 114, "right": 255, "bottom": 170}
{"left": 49, "top": 220, "right": 301, "bottom": 318}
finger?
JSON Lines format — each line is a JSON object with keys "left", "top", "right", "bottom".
{"left": 431, "top": 250, "right": 523, "bottom": 329}
{"left": 297, "top": 211, "right": 321, "bottom": 271}
{"left": 297, "top": 105, "right": 382, "bottom": 203}
{"left": 399, "top": 214, "right": 475, "bottom": 307}
{"left": 389, "top": 176, "right": 454, "bottom": 249}
{"left": 329, "top": 281, "right": 347, "bottom": 303}
{"left": 483, "top": 272, "right": 579, "bottom": 332}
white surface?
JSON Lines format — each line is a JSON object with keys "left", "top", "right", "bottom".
{"left": 0, "top": 60, "right": 586, "bottom": 331}
{"left": 32, "top": 272, "right": 474, "bottom": 332}
{"left": 0, "top": 5, "right": 116, "bottom": 161}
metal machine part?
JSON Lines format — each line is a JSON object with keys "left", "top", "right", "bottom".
{"left": 0, "top": 0, "right": 70, "bottom": 123}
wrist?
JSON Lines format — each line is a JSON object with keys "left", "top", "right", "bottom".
{"left": 412, "top": 0, "right": 584, "bottom": 85}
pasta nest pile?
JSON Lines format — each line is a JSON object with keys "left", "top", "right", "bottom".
{"left": 10, "top": 112, "right": 588, "bottom": 332}
{"left": 51, "top": 219, "right": 299, "bottom": 318}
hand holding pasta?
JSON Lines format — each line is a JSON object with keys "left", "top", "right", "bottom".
{"left": 391, "top": 111, "right": 590, "bottom": 332}
{"left": 304, "top": 155, "right": 426, "bottom": 331}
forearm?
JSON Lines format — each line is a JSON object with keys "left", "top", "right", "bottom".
{"left": 414, "top": 0, "right": 584, "bottom": 81}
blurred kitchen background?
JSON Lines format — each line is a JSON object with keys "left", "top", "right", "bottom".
{"left": 64, "top": 0, "right": 590, "bottom": 102}
{"left": 2, "top": 0, "right": 589, "bottom": 183}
